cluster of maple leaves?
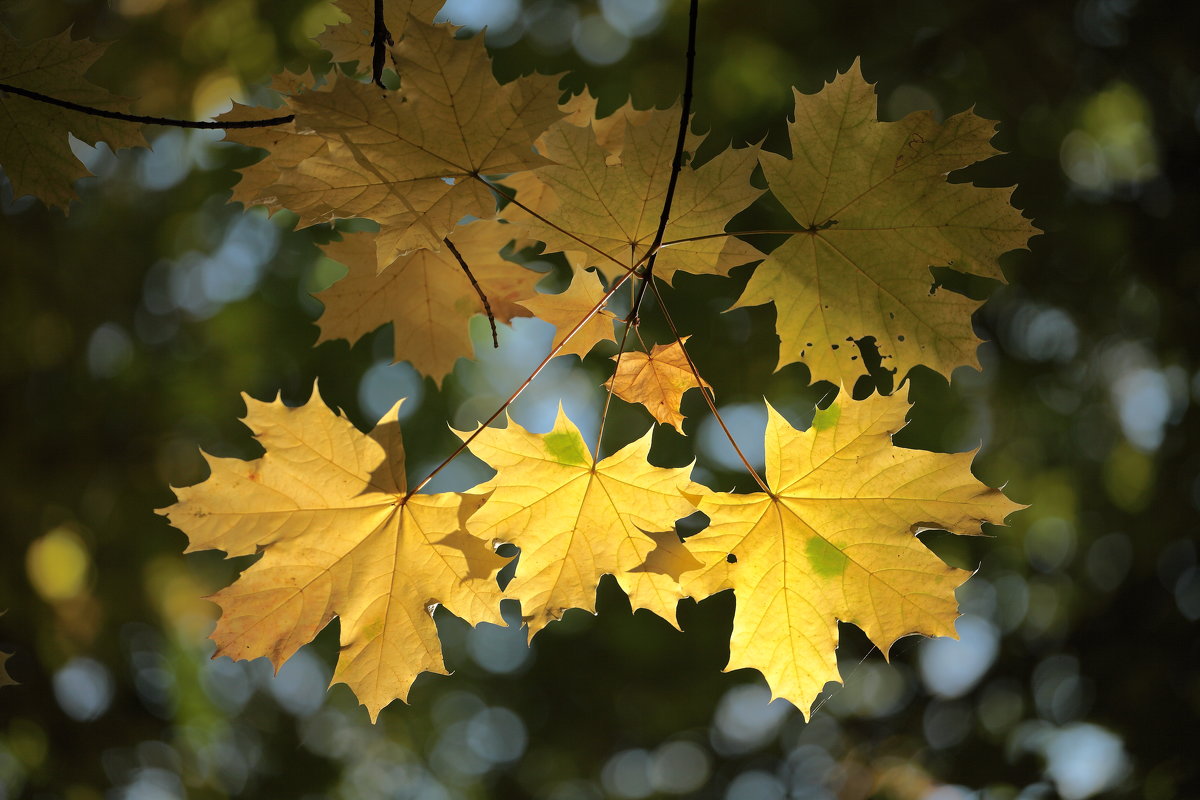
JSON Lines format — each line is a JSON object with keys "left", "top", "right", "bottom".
{"left": 0, "top": 0, "right": 1034, "bottom": 719}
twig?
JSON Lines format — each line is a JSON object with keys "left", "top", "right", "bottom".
{"left": 443, "top": 235, "right": 499, "bottom": 348}
{"left": 405, "top": 270, "right": 634, "bottom": 499}
{"left": 0, "top": 83, "right": 294, "bottom": 129}
{"left": 370, "top": 0, "right": 394, "bottom": 89}
{"left": 593, "top": 317, "right": 636, "bottom": 461}
{"left": 626, "top": 0, "right": 698, "bottom": 325}
{"left": 648, "top": 279, "right": 772, "bottom": 495}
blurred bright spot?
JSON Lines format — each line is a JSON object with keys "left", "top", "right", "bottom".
{"left": 1060, "top": 82, "right": 1158, "bottom": 193}
{"left": 438, "top": 0, "right": 521, "bottom": 34}
{"left": 826, "top": 660, "right": 911, "bottom": 718}
{"left": 600, "top": 0, "right": 666, "bottom": 37}
{"left": 919, "top": 615, "right": 999, "bottom": 698}
{"left": 1084, "top": 532, "right": 1132, "bottom": 591}
{"left": 1172, "top": 566, "right": 1200, "bottom": 621}
{"left": 697, "top": 403, "right": 766, "bottom": 473}
{"left": 923, "top": 699, "right": 972, "bottom": 749}
{"left": 1102, "top": 442, "right": 1154, "bottom": 511}
{"left": 202, "top": 657, "right": 256, "bottom": 714}
{"left": 725, "top": 770, "right": 785, "bottom": 800}
{"left": 574, "top": 14, "right": 631, "bottom": 65}
{"left": 26, "top": 526, "right": 91, "bottom": 602}
{"left": 466, "top": 707, "right": 527, "bottom": 764}
{"left": 649, "top": 740, "right": 710, "bottom": 794}
{"left": 1043, "top": 723, "right": 1130, "bottom": 799}
{"left": 710, "top": 683, "right": 789, "bottom": 755}
{"left": 1032, "top": 654, "right": 1089, "bottom": 723}
{"left": 525, "top": 1, "right": 580, "bottom": 53}
{"left": 712, "top": 38, "right": 793, "bottom": 119}
{"left": 466, "top": 618, "right": 531, "bottom": 675}
{"left": 358, "top": 361, "right": 423, "bottom": 422}
{"left": 1111, "top": 366, "right": 1171, "bottom": 451}
{"left": 1005, "top": 303, "right": 1079, "bottom": 363}
{"left": 977, "top": 678, "right": 1025, "bottom": 736}
{"left": 270, "top": 649, "right": 330, "bottom": 717}
{"left": 886, "top": 84, "right": 942, "bottom": 122}
{"left": 1023, "top": 517, "right": 1077, "bottom": 573}
{"left": 86, "top": 322, "right": 134, "bottom": 379}
{"left": 53, "top": 657, "right": 114, "bottom": 721}
{"left": 601, "top": 749, "right": 654, "bottom": 799}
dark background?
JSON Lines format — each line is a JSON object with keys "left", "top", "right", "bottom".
{"left": 1, "top": 0, "right": 1197, "bottom": 798}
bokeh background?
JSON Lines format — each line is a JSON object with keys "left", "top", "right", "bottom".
{"left": 1, "top": 0, "right": 1198, "bottom": 798}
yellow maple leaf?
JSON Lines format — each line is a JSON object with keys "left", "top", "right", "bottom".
{"left": 462, "top": 409, "right": 702, "bottom": 632}
{"left": 162, "top": 389, "right": 509, "bottom": 720}
{"left": 605, "top": 337, "right": 712, "bottom": 433}
{"left": 733, "top": 61, "right": 1037, "bottom": 385}
{"left": 518, "top": 268, "right": 618, "bottom": 360}
{"left": 0, "top": 30, "right": 145, "bottom": 210}
{"left": 270, "top": 17, "right": 564, "bottom": 264}
{"left": 684, "top": 390, "right": 1022, "bottom": 715}
{"left": 317, "top": 0, "right": 442, "bottom": 74}
{"left": 315, "top": 219, "right": 541, "bottom": 384}
{"left": 504, "top": 106, "right": 764, "bottom": 282}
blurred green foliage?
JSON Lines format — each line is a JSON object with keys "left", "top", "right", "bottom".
{"left": 2, "top": 0, "right": 1199, "bottom": 798}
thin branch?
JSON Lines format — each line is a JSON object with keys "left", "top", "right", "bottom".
{"left": 0, "top": 82, "right": 294, "bottom": 129}
{"left": 593, "top": 317, "right": 636, "bottom": 461}
{"left": 648, "top": 278, "right": 772, "bottom": 495}
{"left": 406, "top": 270, "right": 634, "bottom": 499}
{"left": 626, "top": 0, "right": 698, "bottom": 325}
{"left": 370, "top": 0, "right": 394, "bottom": 89}
{"left": 443, "top": 235, "right": 499, "bottom": 348}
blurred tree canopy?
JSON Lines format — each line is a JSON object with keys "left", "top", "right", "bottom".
{"left": 1, "top": 0, "right": 1198, "bottom": 799}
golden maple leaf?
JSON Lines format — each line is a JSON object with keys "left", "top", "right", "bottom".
{"left": 462, "top": 408, "right": 702, "bottom": 633}
{"left": 162, "top": 389, "right": 509, "bottom": 720}
{"left": 317, "top": 0, "right": 442, "bottom": 75}
{"left": 503, "top": 106, "right": 764, "bottom": 282}
{"left": 315, "top": 219, "right": 541, "bottom": 383}
{"left": 0, "top": 30, "right": 145, "bottom": 210}
{"left": 517, "top": 268, "right": 618, "bottom": 360}
{"left": 683, "top": 390, "right": 1022, "bottom": 715}
{"left": 734, "top": 61, "right": 1037, "bottom": 385}
{"left": 605, "top": 337, "right": 712, "bottom": 434}
{"left": 262, "top": 17, "right": 564, "bottom": 266}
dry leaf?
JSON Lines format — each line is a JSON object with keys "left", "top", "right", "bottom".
{"left": 605, "top": 337, "right": 712, "bottom": 433}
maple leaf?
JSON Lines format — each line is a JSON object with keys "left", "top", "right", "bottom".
{"left": 683, "top": 390, "right": 1022, "bottom": 715}
{"left": 161, "top": 389, "right": 509, "bottom": 720}
{"left": 314, "top": 219, "right": 541, "bottom": 383}
{"left": 733, "top": 61, "right": 1037, "bottom": 385}
{"left": 0, "top": 30, "right": 145, "bottom": 210}
{"left": 517, "top": 268, "right": 618, "bottom": 360}
{"left": 257, "top": 16, "right": 564, "bottom": 265}
{"left": 317, "top": 0, "right": 442, "bottom": 75}
{"left": 605, "top": 337, "right": 712, "bottom": 433}
{"left": 462, "top": 409, "right": 702, "bottom": 632}
{"left": 503, "top": 106, "right": 764, "bottom": 282}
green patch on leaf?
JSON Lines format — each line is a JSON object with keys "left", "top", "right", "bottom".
{"left": 805, "top": 536, "right": 848, "bottom": 577}
{"left": 545, "top": 430, "right": 590, "bottom": 467}
{"left": 812, "top": 403, "right": 842, "bottom": 431}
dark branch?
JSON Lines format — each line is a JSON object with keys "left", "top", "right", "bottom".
{"left": 626, "top": 0, "right": 699, "bottom": 325}
{"left": 443, "top": 236, "right": 499, "bottom": 349}
{"left": 0, "top": 82, "right": 294, "bottom": 129}
{"left": 371, "top": 0, "right": 394, "bottom": 89}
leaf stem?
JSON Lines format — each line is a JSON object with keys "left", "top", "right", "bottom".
{"left": 443, "top": 236, "right": 498, "bottom": 348}
{"left": 593, "top": 317, "right": 636, "bottom": 462}
{"left": 625, "top": 0, "right": 698, "bottom": 325}
{"left": 405, "top": 270, "right": 633, "bottom": 499}
{"left": 0, "top": 82, "right": 294, "bottom": 129}
{"left": 648, "top": 279, "right": 772, "bottom": 495}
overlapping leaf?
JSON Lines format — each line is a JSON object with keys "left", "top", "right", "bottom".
{"left": 518, "top": 268, "right": 618, "bottom": 360}
{"left": 161, "top": 390, "right": 509, "bottom": 719}
{"left": 735, "top": 61, "right": 1037, "bottom": 385}
{"left": 683, "top": 390, "right": 1022, "bottom": 713}
{"left": 0, "top": 30, "right": 145, "bottom": 210}
{"left": 249, "top": 17, "right": 565, "bottom": 266}
{"left": 503, "top": 106, "right": 764, "bottom": 282}
{"left": 605, "top": 338, "right": 711, "bottom": 433}
{"left": 315, "top": 219, "right": 541, "bottom": 383}
{"left": 317, "top": 0, "right": 442, "bottom": 74}
{"left": 462, "top": 410, "right": 701, "bottom": 632}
